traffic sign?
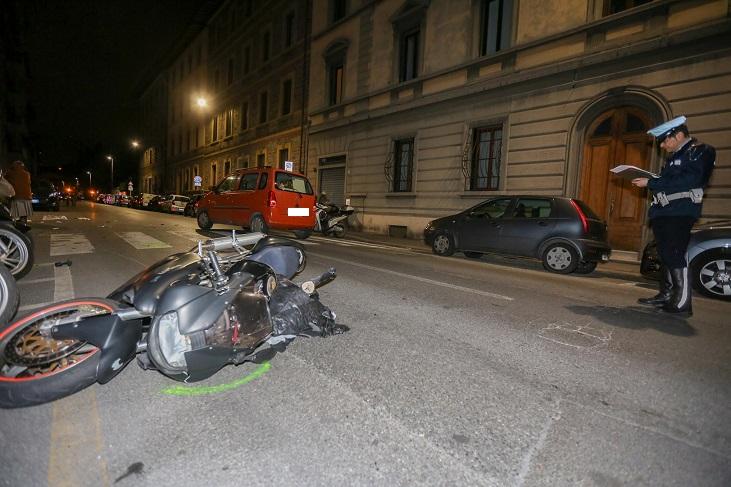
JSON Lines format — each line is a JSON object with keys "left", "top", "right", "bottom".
{"left": 193, "top": 175, "right": 202, "bottom": 187}
{"left": 284, "top": 161, "right": 294, "bottom": 172}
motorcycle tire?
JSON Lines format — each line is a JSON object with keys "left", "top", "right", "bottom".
{"left": 332, "top": 225, "right": 346, "bottom": 238}
{"left": 0, "top": 265, "right": 19, "bottom": 326}
{"left": 0, "top": 299, "right": 118, "bottom": 408}
{"left": 0, "top": 224, "right": 34, "bottom": 279}
{"left": 293, "top": 230, "right": 311, "bottom": 240}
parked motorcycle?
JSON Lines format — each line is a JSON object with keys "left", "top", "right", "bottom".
{"left": 0, "top": 232, "right": 345, "bottom": 408}
{"left": 0, "top": 202, "right": 34, "bottom": 279}
{"left": 0, "top": 265, "right": 19, "bottom": 325}
{"left": 315, "top": 202, "right": 355, "bottom": 238}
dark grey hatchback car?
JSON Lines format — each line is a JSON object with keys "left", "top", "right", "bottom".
{"left": 424, "top": 196, "right": 611, "bottom": 274}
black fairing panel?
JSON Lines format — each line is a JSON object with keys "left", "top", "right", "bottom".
{"left": 107, "top": 252, "right": 202, "bottom": 314}
{"left": 245, "top": 245, "right": 303, "bottom": 279}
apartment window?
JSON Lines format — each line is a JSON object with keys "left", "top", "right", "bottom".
{"left": 257, "top": 153, "right": 266, "bottom": 167}
{"left": 328, "top": 61, "right": 344, "bottom": 105}
{"left": 211, "top": 163, "right": 218, "bottom": 185}
{"left": 393, "top": 138, "right": 414, "bottom": 192}
{"left": 284, "top": 11, "right": 295, "bottom": 47}
{"left": 225, "top": 108, "right": 234, "bottom": 137}
{"left": 224, "top": 160, "right": 231, "bottom": 176}
{"left": 279, "top": 148, "right": 289, "bottom": 168}
{"left": 399, "top": 28, "right": 420, "bottom": 82}
{"left": 211, "top": 116, "right": 219, "bottom": 142}
{"left": 259, "top": 91, "right": 268, "bottom": 123}
{"left": 604, "top": 0, "right": 651, "bottom": 15}
{"left": 227, "top": 58, "right": 234, "bottom": 85}
{"left": 331, "top": 0, "right": 347, "bottom": 23}
{"left": 281, "top": 79, "right": 293, "bottom": 115}
{"left": 480, "top": 0, "right": 512, "bottom": 55}
{"left": 241, "top": 102, "right": 249, "bottom": 130}
{"left": 470, "top": 125, "right": 502, "bottom": 190}
{"left": 262, "top": 30, "right": 271, "bottom": 62}
{"left": 243, "top": 45, "right": 251, "bottom": 75}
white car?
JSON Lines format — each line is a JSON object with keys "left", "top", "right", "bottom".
{"left": 162, "top": 195, "right": 189, "bottom": 214}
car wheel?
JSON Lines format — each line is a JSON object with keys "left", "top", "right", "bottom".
{"left": 197, "top": 210, "right": 213, "bottom": 230}
{"left": 293, "top": 230, "right": 311, "bottom": 240}
{"left": 250, "top": 215, "right": 268, "bottom": 234}
{"left": 574, "top": 260, "right": 598, "bottom": 274}
{"left": 463, "top": 251, "right": 482, "bottom": 259}
{"left": 432, "top": 233, "right": 455, "bottom": 256}
{"left": 691, "top": 249, "right": 731, "bottom": 301}
{"left": 542, "top": 243, "right": 578, "bottom": 274}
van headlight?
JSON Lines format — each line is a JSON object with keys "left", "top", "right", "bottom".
{"left": 156, "top": 312, "right": 191, "bottom": 368}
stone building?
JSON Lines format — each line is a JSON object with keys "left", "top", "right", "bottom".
{"left": 305, "top": 0, "right": 731, "bottom": 255}
{"left": 149, "top": 0, "right": 311, "bottom": 195}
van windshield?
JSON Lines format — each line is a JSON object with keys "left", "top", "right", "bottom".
{"left": 275, "top": 172, "right": 313, "bottom": 195}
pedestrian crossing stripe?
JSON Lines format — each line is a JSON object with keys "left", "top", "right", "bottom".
{"left": 117, "top": 232, "right": 172, "bottom": 249}
{"left": 167, "top": 230, "right": 202, "bottom": 243}
{"left": 50, "top": 233, "right": 94, "bottom": 256}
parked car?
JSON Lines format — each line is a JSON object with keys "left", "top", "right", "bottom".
{"left": 196, "top": 167, "right": 316, "bottom": 238}
{"left": 159, "top": 194, "right": 189, "bottom": 214}
{"left": 31, "top": 180, "right": 60, "bottom": 211}
{"left": 147, "top": 195, "right": 167, "bottom": 212}
{"left": 139, "top": 193, "right": 159, "bottom": 209}
{"left": 641, "top": 220, "right": 731, "bottom": 301}
{"left": 424, "top": 196, "right": 611, "bottom": 274}
{"left": 184, "top": 192, "right": 207, "bottom": 217}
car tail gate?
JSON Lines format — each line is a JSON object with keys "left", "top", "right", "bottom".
{"left": 271, "top": 171, "right": 316, "bottom": 228}
{"left": 571, "top": 199, "right": 607, "bottom": 239}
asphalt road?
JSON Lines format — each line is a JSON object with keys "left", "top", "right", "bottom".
{"left": 1, "top": 201, "right": 729, "bottom": 487}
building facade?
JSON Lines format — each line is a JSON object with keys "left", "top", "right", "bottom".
{"left": 147, "top": 0, "right": 312, "bottom": 196}
{"left": 305, "top": 0, "right": 731, "bottom": 253}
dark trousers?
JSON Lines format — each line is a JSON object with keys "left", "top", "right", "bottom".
{"left": 650, "top": 216, "right": 695, "bottom": 269}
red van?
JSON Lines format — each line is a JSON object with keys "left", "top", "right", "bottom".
{"left": 196, "top": 167, "right": 316, "bottom": 238}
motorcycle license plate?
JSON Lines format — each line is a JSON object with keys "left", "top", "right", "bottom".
{"left": 288, "top": 207, "right": 309, "bottom": 216}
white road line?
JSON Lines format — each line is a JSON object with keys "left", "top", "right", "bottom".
{"left": 117, "top": 231, "right": 172, "bottom": 249}
{"left": 50, "top": 233, "right": 94, "bottom": 256}
{"left": 17, "top": 277, "right": 56, "bottom": 285}
{"left": 309, "top": 252, "right": 513, "bottom": 301}
{"left": 308, "top": 236, "right": 411, "bottom": 252}
{"left": 167, "top": 230, "right": 202, "bottom": 243}
{"left": 53, "top": 264, "right": 74, "bottom": 302}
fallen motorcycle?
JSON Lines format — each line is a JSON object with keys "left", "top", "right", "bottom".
{"left": 0, "top": 232, "right": 344, "bottom": 408}
{"left": 315, "top": 202, "right": 355, "bottom": 238}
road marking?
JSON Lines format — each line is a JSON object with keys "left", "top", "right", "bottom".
{"left": 308, "top": 235, "right": 412, "bottom": 252}
{"left": 53, "top": 264, "right": 74, "bottom": 301}
{"left": 516, "top": 400, "right": 562, "bottom": 486}
{"left": 42, "top": 215, "right": 68, "bottom": 221}
{"left": 309, "top": 252, "right": 513, "bottom": 301}
{"left": 167, "top": 229, "right": 202, "bottom": 243}
{"left": 117, "top": 231, "right": 172, "bottom": 249}
{"left": 161, "top": 362, "right": 271, "bottom": 396}
{"left": 17, "top": 277, "right": 55, "bottom": 285}
{"left": 50, "top": 233, "right": 94, "bottom": 256}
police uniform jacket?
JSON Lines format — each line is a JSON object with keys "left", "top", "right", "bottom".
{"left": 647, "top": 138, "right": 715, "bottom": 221}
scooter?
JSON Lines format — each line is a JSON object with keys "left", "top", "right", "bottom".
{"left": 315, "top": 202, "right": 355, "bottom": 238}
{"left": 0, "top": 232, "right": 344, "bottom": 408}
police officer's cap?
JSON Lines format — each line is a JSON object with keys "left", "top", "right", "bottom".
{"left": 647, "top": 115, "right": 687, "bottom": 143}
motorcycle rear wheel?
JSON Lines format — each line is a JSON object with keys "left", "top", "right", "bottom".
{"left": 0, "top": 299, "right": 117, "bottom": 408}
{"left": 0, "top": 224, "right": 34, "bottom": 279}
{"left": 332, "top": 224, "right": 346, "bottom": 238}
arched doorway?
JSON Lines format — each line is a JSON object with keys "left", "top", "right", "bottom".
{"left": 579, "top": 107, "right": 653, "bottom": 251}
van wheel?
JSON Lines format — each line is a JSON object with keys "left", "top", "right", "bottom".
{"left": 197, "top": 211, "right": 212, "bottom": 230}
{"left": 293, "top": 230, "right": 311, "bottom": 240}
{"left": 250, "top": 215, "right": 268, "bottom": 234}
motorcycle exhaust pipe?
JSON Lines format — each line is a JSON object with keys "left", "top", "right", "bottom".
{"left": 301, "top": 267, "right": 337, "bottom": 295}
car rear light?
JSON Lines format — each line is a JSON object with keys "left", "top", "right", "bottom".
{"left": 267, "top": 190, "right": 277, "bottom": 208}
{"left": 570, "top": 199, "right": 589, "bottom": 234}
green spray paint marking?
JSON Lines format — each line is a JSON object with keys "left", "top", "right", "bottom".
{"left": 161, "top": 362, "right": 271, "bottom": 396}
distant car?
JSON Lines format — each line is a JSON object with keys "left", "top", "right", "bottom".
{"left": 138, "top": 193, "right": 158, "bottom": 209}
{"left": 184, "top": 193, "right": 207, "bottom": 217}
{"left": 641, "top": 220, "right": 731, "bottom": 301}
{"left": 31, "top": 180, "right": 60, "bottom": 211}
{"left": 147, "top": 195, "right": 167, "bottom": 212}
{"left": 160, "top": 194, "right": 189, "bottom": 214}
{"left": 196, "top": 167, "right": 317, "bottom": 238}
{"left": 423, "top": 196, "right": 611, "bottom": 274}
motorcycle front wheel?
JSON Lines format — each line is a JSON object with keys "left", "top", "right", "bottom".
{"left": 0, "top": 265, "right": 19, "bottom": 325}
{"left": 0, "top": 224, "right": 34, "bottom": 279}
{"left": 0, "top": 299, "right": 117, "bottom": 408}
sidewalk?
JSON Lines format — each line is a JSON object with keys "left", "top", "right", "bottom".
{"left": 340, "top": 229, "right": 646, "bottom": 282}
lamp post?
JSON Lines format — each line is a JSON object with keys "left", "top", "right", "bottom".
{"left": 86, "top": 171, "right": 92, "bottom": 187}
{"left": 106, "top": 155, "right": 114, "bottom": 190}
{"left": 131, "top": 140, "right": 140, "bottom": 149}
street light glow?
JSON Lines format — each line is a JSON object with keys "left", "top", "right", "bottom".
{"left": 131, "top": 140, "right": 140, "bottom": 149}
{"left": 196, "top": 97, "right": 208, "bottom": 108}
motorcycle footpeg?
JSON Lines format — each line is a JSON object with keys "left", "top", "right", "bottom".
{"left": 301, "top": 267, "right": 337, "bottom": 294}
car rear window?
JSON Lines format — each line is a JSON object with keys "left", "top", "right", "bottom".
{"left": 275, "top": 172, "right": 313, "bottom": 195}
{"left": 572, "top": 199, "right": 601, "bottom": 220}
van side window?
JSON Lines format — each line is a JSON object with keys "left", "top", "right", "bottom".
{"left": 217, "top": 175, "right": 239, "bottom": 192}
{"left": 258, "top": 172, "right": 268, "bottom": 190}
{"left": 239, "top": 173, "right": 259, "bottom": 190}
{"left": 512, "top": 198, "right": 551, "bottom": 218}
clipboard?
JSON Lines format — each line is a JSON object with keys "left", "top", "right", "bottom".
{"left": 610, "top": 165, "right": 658, "bottom": 180}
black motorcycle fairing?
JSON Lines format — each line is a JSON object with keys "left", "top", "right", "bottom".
{"left": 108, "top": 251, "right": 202, "bottom": 312}
{"left": 250, "top": 236, "right": 305, "bottom": 255}
{"left": 245, "top": 244, "right": 305, "bottom": 279}
{"left": 50, "top": 313, "right": 144, "bottom": 384}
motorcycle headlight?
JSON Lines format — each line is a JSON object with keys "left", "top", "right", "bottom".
{"left": 156, "top": 312, "right": 192, "bottom": 368}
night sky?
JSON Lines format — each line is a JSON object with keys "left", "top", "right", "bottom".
{"left": 18, "top": 0, "right": 211, "bottom": 189}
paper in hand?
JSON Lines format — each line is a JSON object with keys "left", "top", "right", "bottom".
{"left": 610, "top": 165, "right": 658, "bottom": 179}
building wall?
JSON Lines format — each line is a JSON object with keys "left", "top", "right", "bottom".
{"left": 306, "top": 0, "right": 731, "bottom": 248}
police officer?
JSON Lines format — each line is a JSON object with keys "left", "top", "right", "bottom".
{"left": 632, "top": 116, "right": 715, "bottom": 316}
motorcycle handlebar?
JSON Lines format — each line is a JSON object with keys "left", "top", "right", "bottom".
{"left": 200, "top": 232, "right": 266, "bottom": 252}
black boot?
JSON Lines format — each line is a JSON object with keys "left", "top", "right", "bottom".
{"left": 638, "top": 267, "right": 672, "bottom": 306}
{"left": 659, "top": 267, "right": 692, "bottom": 317}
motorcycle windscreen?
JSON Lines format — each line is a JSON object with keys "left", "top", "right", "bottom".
{"left": 204, "top": 291, "right": 272, "bottom": 350}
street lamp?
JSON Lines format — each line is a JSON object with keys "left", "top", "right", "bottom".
{"left": 131, "top": 140, "right": 140, "bottom": 149}
{"left": 196, "top": 97, "right": 208, "bottom": 108}
{"left": 86, "top": 171, "right": 92, "bottom": 187}
{"left": 106, "top": 155, "right": 114, "bottom": 190}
